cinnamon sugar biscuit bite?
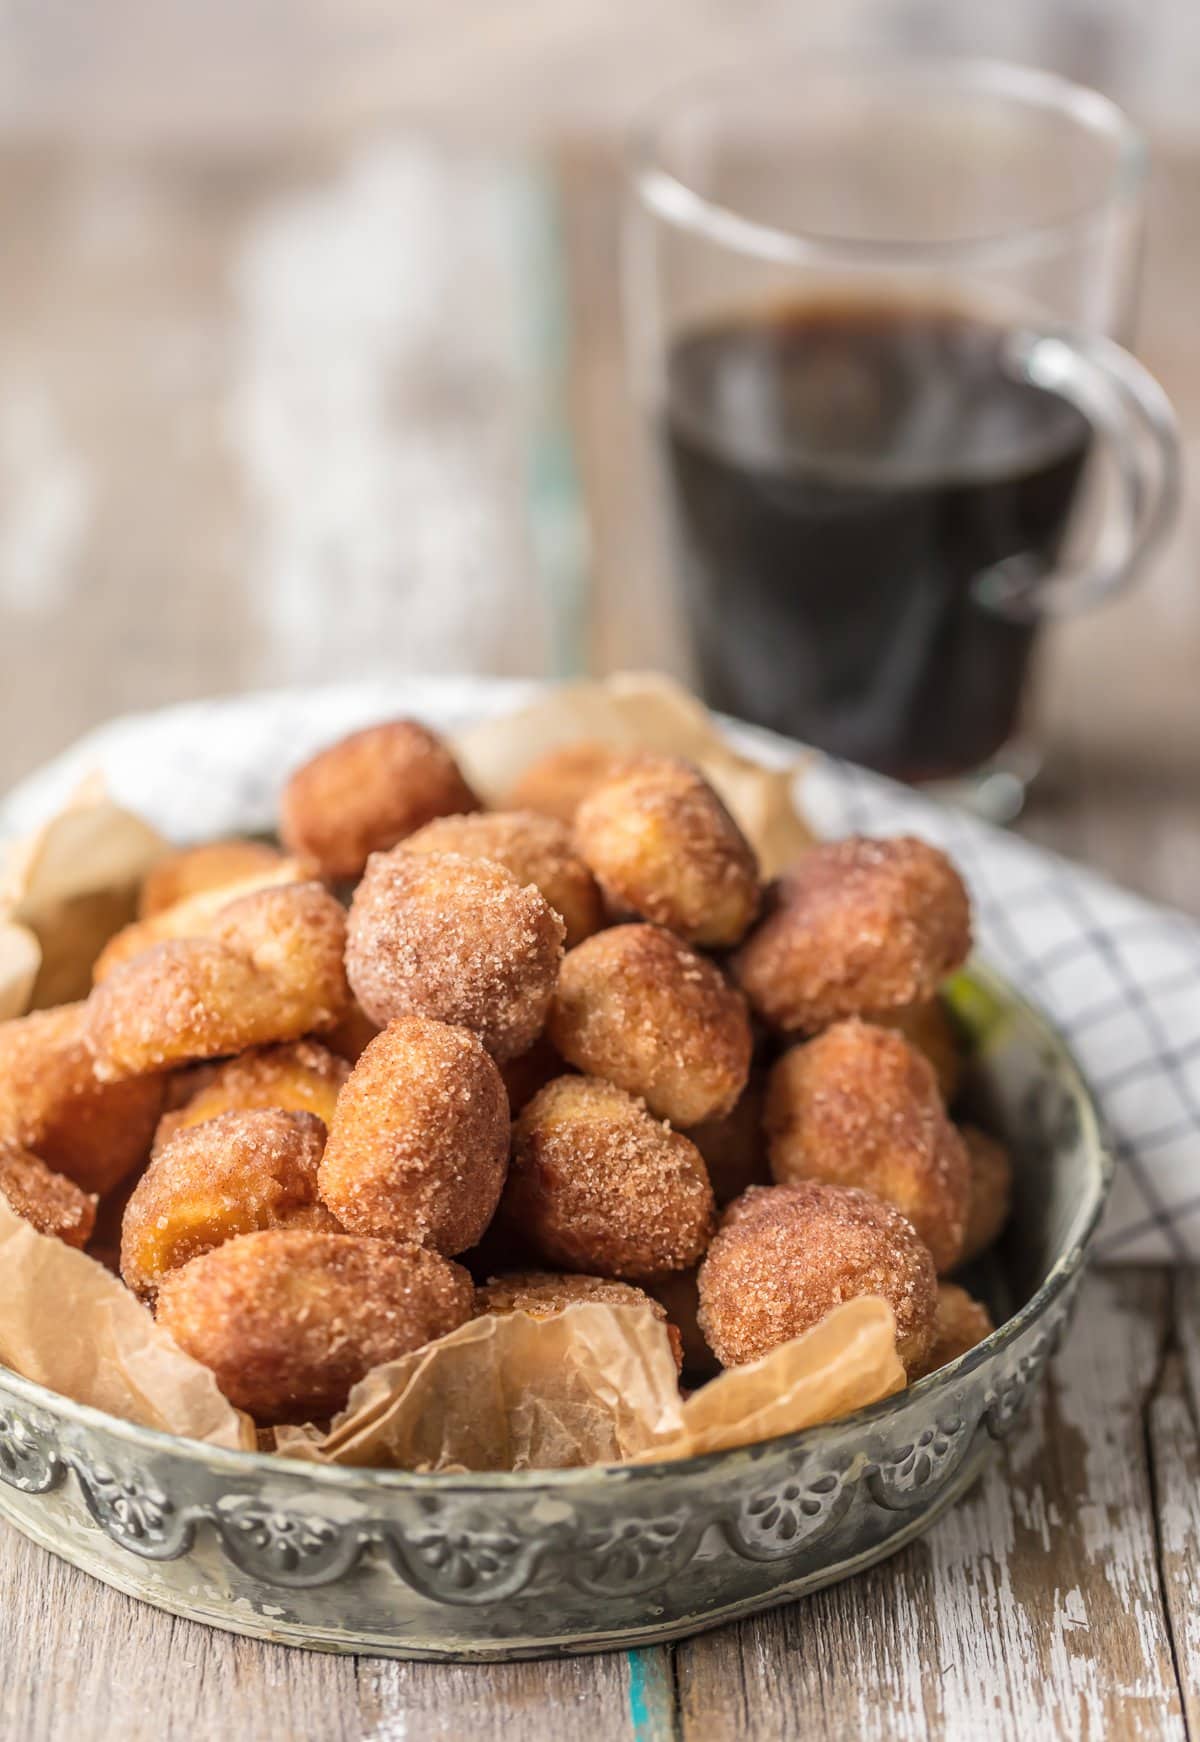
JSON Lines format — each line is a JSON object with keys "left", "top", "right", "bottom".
{"left": 280, "top": 719, "right": 479, "bottom": 882}
{"left": 0, "top": 1141, "right": 97, "bottom": 1247}
{"left": 87, "top": 882, "right": 350, "bottom": 1080}
{"left": 404, "top": 810, "right": 604, "bottom": 948}
{"left": 156, "top": 1229, "right": 474, "bottom": 1423}
{"left": 913, "top": 1283, "right": 995, "bottom": 1378}
{"left": 318, "top": 1016, "right": 509, "bottom": 1255}
{"left": 0, "top": 1002, "right": 163, "bottom": 1194}
{"left": 152, "top": 1040, "right": 349, "bottom": 1153}
{"left": 122, "top": 1108, "right": 338, "bottom": 1299}
{"left": 733, "top": 837, "right": 971, "bottom": 1035}
{"left": 765, "top": 1020, "right": 969, "bottom": 1273}
{"left": 574, "top": 756, "right": 761, "bottom": 949}
{"left": 138, "top": 839, "right": 300, "bottom": 919}
{"left": 505, "top": 1075, "right": 716, "bottom": 1282}
{"left": 873, "top": 997, "right": 964, "bottom": 1105}
{"left": 477, "top": 1271, "right": 684, "bottom": 1370}
{"left": 958, "top": 1126, "right": 1014, "bottom": 1265}
{"left": 506, "top": 741, "right": 636, "bottom": 825}
{"left": 345, "top": 849, "right": 564, "bottom": 1062}
{"left": 95, "top": 857, "right": 313, "bottom": 982}
{"left": 697, "top": 1181, "right": 938, "bottom": 1373}
{"left": 548, "top": 924, "right": 752, "bottom": 1127}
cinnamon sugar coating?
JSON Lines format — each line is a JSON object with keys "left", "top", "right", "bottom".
{"left": 574, "top": 756, "right": 761, "bottom": 949}
{"left": 318, "top": 1016, "right": 509, "bottom": 1255}
{"left": 689, "top": 1071, "right": 770, "bottom": 1206}
{"left": 765, "top": 1020, "right": 969, "bottom": 1273}
{"left": 732, "top": 837, "right": 971, "bottom": 1034}
{"left": 153, "top": 1040, "right": 349, "bottom": 1153}
{"left": 477, "top": 1269, "right": 683, "bottom": 1370}
{"left": 958, "top": 1125, "right": 1014, "bottom": 1265}
{"left": 95, "top": 857, "right": 312, "bottom": 981}
{"left": 0, "top": 1140, "right": 97, "bottom": 1246}
{"left": 505, "top": 1075, "right": 716, "bottom": 1282}
{"left": 0, "top": 1001, "right": 163, "bottom": 1194}
{"left": 139, "top": 839, "right": 298, "bottom": 919}
{"left": 345, "top": 849, "right": 564, "bottom": 1062}
{"left": 405, "top": 810, "right": 603, "bottom": 948}
{"left": 873, "top": 997, "right": 964, "bottom": 1104}
{"left": 697, "top": 1181, "right": 938, "bottom": 1373}
{"left": 548, "top": 924, "right": 751, "bottom": 1127}
{"left": 156, "top": 1229, "right": 474, "bottom": 1423}
{"left": 507, "top": 741, "right": 638, "bottom": 824}
{"left": 912, "top": 1282, "right": 995, "bottom": 1378}
{"left": 86, "top": 882, "right": 350, "bottom": 1080}
{"left": 280, "top": 719, "right": 479, "bottom": 881}
{"left": 122, "top": 1108, "right": 338, "bottom": 1298}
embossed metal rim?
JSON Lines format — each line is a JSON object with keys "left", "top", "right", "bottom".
{"left": 0, "top": 958, "right": 1110, "bottom": 1492}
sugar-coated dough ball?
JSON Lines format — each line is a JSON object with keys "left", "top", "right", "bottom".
{"left": 504, "top": 1075, "right": 716, "bottom": 1282}
{"left": 548, "top": 924, "right": 752, "bottom": 1127}
{"left": 697, "top": 1181, "right": 938, "bottom": 1373}
{"left": 912, "top": 1282, "right": 995, "bottom": 1378}
{"left": 318, "top": 1016, "right": 510, "bottom": 1255}
{"left": 733, "top": 837, "right": 971, "bottom": 1034}
{"left": 765, "top": 1019, "right": 969, "bottom": 1273}
{"left": 0, "top": 1141, "right": 96, "bottom": 1247}
{"left": 280, "top": 719, "right": 479, "bottom": 881}
{"left": 873, "top": 997, "right": 964, "bottom": 1105}
{"left": 139, "top": 840, "right": 300, "bottom": 919}
{"left": 405, "top": 810, "right": 603, "bottom": 947}
{"left": 958, "top": 1125, "right": 1014, "bottom": 1265}
{"left": 345, "top": 849, "right": 565, "bottom": 1062}
{"left": 152, "top": 1039, "right": 349, "bottom": 1154}
{"left": 156, "top": 1228, "right": 474, "bottom": 1423}
{"left": 574, "top": 756, "right": 761, "bottom": 948}
{"left": 506, "top": 741, "right": 637, "bottom": 824}
{"left": 122, "top": 1108, "right": 339, "bottom": 1298}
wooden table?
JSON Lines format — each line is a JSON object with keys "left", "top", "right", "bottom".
{"left": 0, "top": 127, "right": 1198, "bottom": 1741}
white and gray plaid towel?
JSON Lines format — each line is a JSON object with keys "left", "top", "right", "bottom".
{"left": 4, "top": 675, "right": 1197, "bottom": 1263}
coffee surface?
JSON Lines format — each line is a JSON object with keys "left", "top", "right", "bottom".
{"left": 662, "top": 302, "right": 1092, "bottom": 780}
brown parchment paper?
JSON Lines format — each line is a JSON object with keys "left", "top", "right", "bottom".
{"left": 275, "top": 1296, "right": 903, "bottom": 1471}
{"left": 0, "top": 1196, "right": 252, "bottom": 1449}
{"left": 453, "top": 672, "right": 815, "bottom": 877}
{"left": 0, "top": 774, "right": 169, "bottom": 1013}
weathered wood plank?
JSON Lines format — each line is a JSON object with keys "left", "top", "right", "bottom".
{"left": 676, "top": 1270, "right": 1185, "bottom": 1741}
{"left": 1152, "top": 1272, "right": 1200, "bottom": 1736}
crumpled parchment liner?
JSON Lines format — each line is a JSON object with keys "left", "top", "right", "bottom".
{"left": 0, "top": 774, "right": 168, "bottom": 1016}
{"left": 453, "top": 671, "right": 815, "bottom": 877}
{"left": 275, "top": 1296, "right": 903, "bottom": 1471}
{"left": 0, "top": 1195, "right": 252, "bottom": 1450}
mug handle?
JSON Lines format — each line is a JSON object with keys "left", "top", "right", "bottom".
{"left": 973, "top": 327, "right": 1182, "bottom": 621}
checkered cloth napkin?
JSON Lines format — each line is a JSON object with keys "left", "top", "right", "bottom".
{"left": 4, "top": 676, "right": 1198, "bottom": 1263}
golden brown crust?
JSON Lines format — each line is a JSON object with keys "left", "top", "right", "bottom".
{"left": 318, "top": 1016, "right": 510, "bottom": 1255}
{"left": 156, "top": 1229, "right": 475, "bottom": 1423}
{"left": 732, "top": 837, "right": 971, "bottom": 1034}
{"left": 958, "top": 1125, "right": 1014, "bottom": 1265}
{"left": 505, "top": 1075, "right": 716, "bottom": 1282}
{"left": 404, "top": 810, "right": 604, "bottom": 948}
{"left": 0, "top": 1002, "right": 164, "bottom": 1194}
{"left": 0, "top": 1140, "right": 97, "bottom": 1247}
{"left": 697, "top": 1181, "right": 938, "bottom": 1373}
{"left": 548, "top": 925, "right": 752, "bottom": 1127}
{"left": 95, "top": 858, "right": 312, "bottom": 982}
{"left": 911, "top": 1282, "right": 995, "bottom": 1378}
{"left": 138, "top": 840, "right": 298, "bottom": 919}
{"left": 345, "top": 849, "right": 564, "bottom": 1062}
{"left": 689, "top": 1072, "right": 770, "bottom": 1206}
{"left": 122, "top": 1108, "right": 336, "bottom": 1298}
{"left": 153, "top": 1040, "right": 350, "bottom": 1153}
{"left": 765, "top": 1020, "right": 969, "bottom": 1273}
{"left": 477, "top": 1269, "right": 683, "bottom": 1370}
{"left": 872, "top": 997, "right": 964, "bottom": 1105}
{"left": 506, "top": 741, "right": 638, "bottom": 824}
{"left": 574, "top": 757, "right": 761, "bottom": 949}
{"left": 280, "top": 719, "right": 479, "bottom": 881}
{"left": 86, "top": 882, "right": 350, "bottom": 1080}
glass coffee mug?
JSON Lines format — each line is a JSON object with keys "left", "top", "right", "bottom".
{"left": 624, "top": 56, "right": 1180, "bottom": 816}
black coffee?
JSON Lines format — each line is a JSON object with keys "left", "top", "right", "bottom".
{"left": 661, "top": 302, "right": 1092, "bottom": 781}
